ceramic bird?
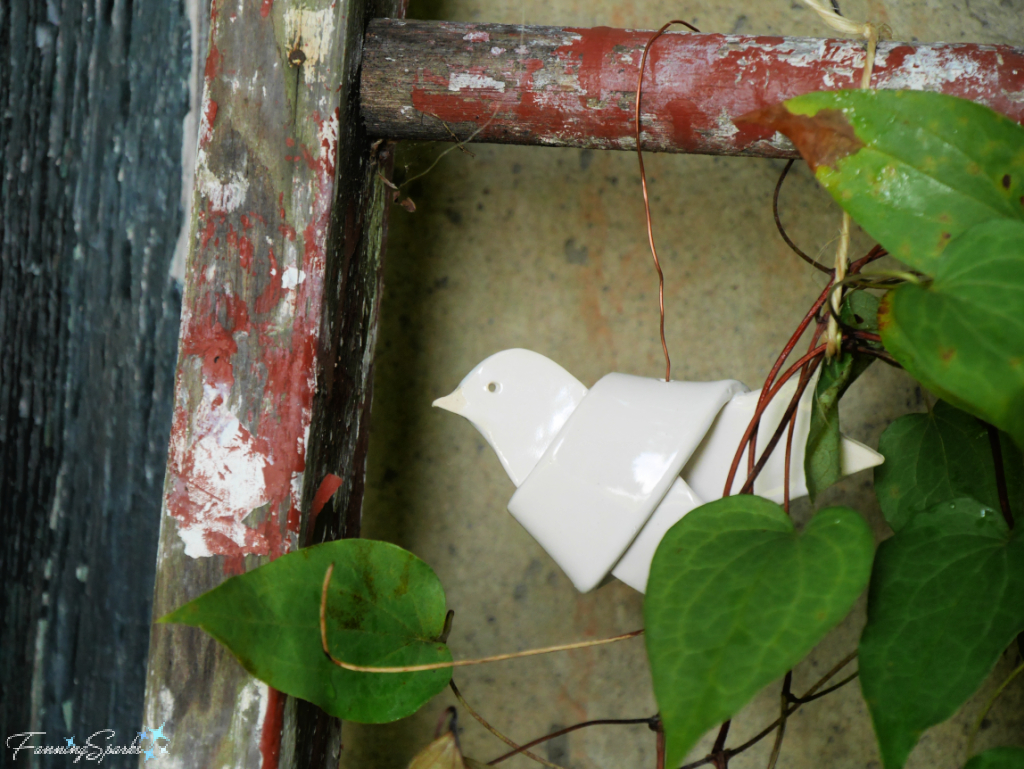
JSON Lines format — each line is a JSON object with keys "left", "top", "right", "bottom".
{"left": 434, "top": 349, "right": 883, "bottom": 594}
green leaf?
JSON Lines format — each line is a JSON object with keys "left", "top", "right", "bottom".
{"left": 805, "top": 292, "right": 879, "bottom": 500}
{"left": 879, "top": 219, "right": 1024, "bottom": 448}
{"left": 160, "top": 539, "right": 452, "bottom": 723}
{"left": 874, "top": 400, "right": 1023, "bottom": 532}
{"left": 858, "top": 498, "right": 1024, "bottom": 769}
{"left": 965, "top": 747, "right": 1024, "bottom": 769}
{"left": 739, "top": 90, "right": 1024, "bottom": 274}
{"left": 644, "top": 496, "right": 874, "bottom": 768}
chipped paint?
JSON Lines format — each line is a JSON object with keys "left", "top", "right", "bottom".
{"left": 281, "top": 266, "right": 305, "bottom": 289}
{"left": 876, "top": 44, "right": 983, "bottom": 90}
{"left": 284, "top": 8, "right": 335, "bottom": 83}
{"left": 369, "top": 21, "right": 1024, "bottom": 157}
{"left": 166, "top": 19, "right": 343, "bottom": 565}
{"left": 195, "top": 159, "right": 250, "bottom": 213}
{"left": 448, "top": 72, "right": 506, "bottom": 92}
{"left": 463, "top": 31, "right": 488, "bottom": 42}
{"left": 169, "top": 383, "right": 270, "bottom": 559}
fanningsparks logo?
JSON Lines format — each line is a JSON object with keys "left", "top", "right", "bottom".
{"left": 6, "top": 723, "right": 170, "bottom": 763}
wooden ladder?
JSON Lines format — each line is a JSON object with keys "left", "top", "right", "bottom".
{"left": 142, "top": 1, "right": 1024, "bottom": 766}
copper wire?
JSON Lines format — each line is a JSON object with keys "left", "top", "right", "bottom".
{"left": 635, "top": 20, "right": 699, "bottom": 382}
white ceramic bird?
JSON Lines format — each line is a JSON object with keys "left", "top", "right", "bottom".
{"left": 434, "top": 349, "right": 883, "bottom": 594}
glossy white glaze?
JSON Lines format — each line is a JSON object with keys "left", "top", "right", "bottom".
{"left": 508, "top": 373, "right": 744, "bottom": 592}
{"left": 435, "top": 349, "right": 884, "bottom": 594}
{"left": 433, "top": 348, "right": 587, "bottom": 487}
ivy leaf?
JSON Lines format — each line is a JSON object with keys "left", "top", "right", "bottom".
{"left": 874, "top": 400, "right": 1023, "bottom": 532}
{"left": 858, "top": 498, "right": 1024, "bottom": 769}
{"left": 738, "top": 90, "right": 1024, "bottom": 274}
{"left": 160, "top": 539, "right": 452, "bottom": 723}
{"left": 805, "top": 292, "right": 879, "bottom": 500}
{"left": 878, "top": 219, "right": 1024, "bottom": 448}
{"left": 644, "top": 495, "right": 874, "bottom": 768}
{"left": 965, "top": 747, "right": 1024, "bottom": 769}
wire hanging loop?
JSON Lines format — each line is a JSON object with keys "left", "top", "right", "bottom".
{"left": 635, "top": 20, "right": 699, "bottom": 382}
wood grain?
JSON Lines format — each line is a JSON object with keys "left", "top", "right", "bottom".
{"left": 0, "top": 0, "right": 188, "bottom": 762}
{"left": 141, "top": 1, "right": 404, "bottom": 767}
{"left": 361, "top": 19, "right": 1024, "bottom": 157}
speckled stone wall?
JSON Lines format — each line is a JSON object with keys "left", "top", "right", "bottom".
{"left": 342, "top": 2, "right": 1024, "bottom": 767}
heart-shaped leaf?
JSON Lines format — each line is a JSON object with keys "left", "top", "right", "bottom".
{"left": 738, "top": 90, "right": 1024, "bottom": 274}
{"left": 859, "top": 498, "right": 1024, "bottom": 769}
{"left": 874, "top": 400, "right": 1023, "bottom": 532}
{"left": 965, "top": 747, "right": 1024, "bottom": 769}
{"left": 805, "top": 291, "right": 879, "bottom": 500}
{"left": 878, "top": 219, "right": 1024, "bottom": 448}
{"left": 160, "top": 539, "right": 452, "bottom": 723}
{"left": 644, "top": 495, "right": 874, "bottom": 768}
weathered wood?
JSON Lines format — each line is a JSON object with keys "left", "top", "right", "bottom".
{"left": 1, "top": 0, "right": 188, "bottom": 763}
{"left": 361, "top": 19, "right": 1024, "bottom": 157}
{"left": 141, "top": 1, "right": 404, "bottom": 767}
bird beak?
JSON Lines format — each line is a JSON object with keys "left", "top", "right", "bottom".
{"left": 432, "top": 387, "right": 468, "bottom": 415}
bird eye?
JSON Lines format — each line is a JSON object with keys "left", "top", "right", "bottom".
{"left": 487, "top": 382, "right": 499, "bottom": 393}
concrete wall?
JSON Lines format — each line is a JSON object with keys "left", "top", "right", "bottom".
{"left": 343, "top": 2, "right": 1024, "bottom": 767}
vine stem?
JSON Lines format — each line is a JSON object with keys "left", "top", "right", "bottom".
{"left": 397, "top": 103, "right": 501, "bottom": 190}
{"left": 965, "top": 660, "right": 1024, "bottom": 758}
{"left": 489, "top": 717, "right": 659, "bottom": 765}
{"left": 746, "top": 278, "right": 834, "bottom": 477}
{"left": 320, "top": 564, "right": 642, "bottom": 673}
{"left": 725, "top": 345, "right": 827, "bottom": 497}
{"left": 449, "top": 680, "right": 566, "bottom": 769}
{"left": 678, "top": 652, "right": 858, "bottom": 769}
{"left": 765, "top": 672, "right": 793, "bottom": 769}
{"left": 739, "top": 354, "right": 824, "bottom": 497}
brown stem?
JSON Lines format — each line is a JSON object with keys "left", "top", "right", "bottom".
{"left": 739, "top": 356, "right": 823, "bottom": 496}
{"left": 489, "top": 717, "right": 658, "bottom": 765}
{"left": 677, "top": 652, "right": 858, "bottom": 769}
{"left": 726, "top": 347, "right": 826, "bottom": 497}
{"left": 986, "top": 422, "right": 1014, "bottom": 529}
{"left": 710, "top": 720, "right": 731, "bottom": 768}
{"left": 765, "top": 672, "right": 793, "bottom": 769}
{"left": 745, "top": 281, "right": 834, "bottom": 478}
{"left": 773, "top": 159, "right": 831, "bottom": 274}
{"left": 450, "top": 680, "right": 566, "bottom": 769}
{"left": 657, "top": 725, "right": 667, "bottom": 769}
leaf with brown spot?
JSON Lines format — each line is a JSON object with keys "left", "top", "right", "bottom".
{"left": 880, "top": 219, "right": 1024, "bottom": 448}
{"left": 740, "top": 91, "right": 1024, "bottom": 274}
{"left": 736, "top": 104, "right": 863, "bottom": 173}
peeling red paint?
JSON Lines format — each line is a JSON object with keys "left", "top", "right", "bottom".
{"left": 254, "top": 247, "right": 282, "bottom": 314}
{"left": 237, "top": 233, "right": 254, "bottom": 270}
{"left": 259, "top": 689, "right": 285, "bottom": 769}
{"left": 164, "top": 78, "right": 344, "bottom": 565}
{"left": 376, "top": 22, "right": 1024, "bottom": 157}
{"left": 312, "top": 474, "right": 344, "bottom": 517}
{"left": 165, "top": 87, "right": 344, "bottom": 563}
{"left": 204, "top": 43, "right": 222, "bottom": 82}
